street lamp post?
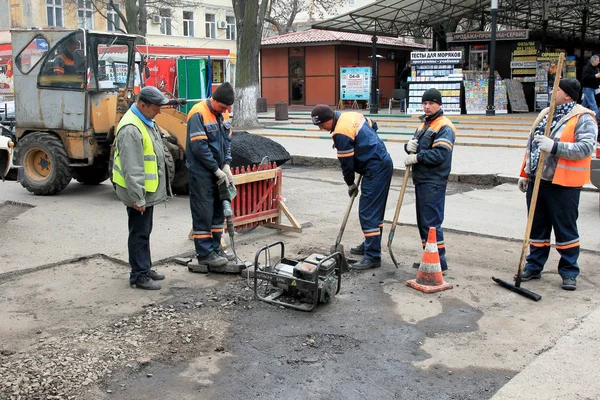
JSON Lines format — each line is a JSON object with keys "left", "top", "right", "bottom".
{"left": 486, "top": 0, "right": 498, "bottom": 116}
{"left": 370, "top": 34, "right": 379, "bottom": 114}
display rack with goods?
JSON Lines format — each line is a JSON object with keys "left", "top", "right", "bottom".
{"left": 565, "top": 56, "right": 577, "bottom": 78}
{"left": 511, "top": 41, "right": 538, "bottom": 83}
{"left": 407, "top": 51, "right": 463, "bottom": 115}
{"left": 462, "top": 71, "right": 508, "bottom": 114}
{"left": 535, "top": 52, "right": 564, "bottom": 110}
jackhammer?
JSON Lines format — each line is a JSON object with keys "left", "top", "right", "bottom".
{"left": 219, "top": 182, "right": 239, "bottom": 262}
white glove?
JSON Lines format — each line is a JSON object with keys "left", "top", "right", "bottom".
{"left": 214, "top": 168, "right": 230, "bottom": 186}
{"left": 347, "top": 183, "right": 358, "bottom": 198}
{"left": 405, "top": 154, "right": 418, "bottom": 166}
{"left": 534, "top": 135, "right": 555, "bottom": 153}
{"left": 223, "top": 164, "right": 234, "bottom": 183}
{"left": 518, "top": 177, "right": 528, "bottom": 193}
{"left": 406, "top": 139, "right": 418, "bottom": 153}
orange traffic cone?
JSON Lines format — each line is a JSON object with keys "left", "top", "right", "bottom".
{"left": 406, "top": 227, "right": 453, "bottom": 293}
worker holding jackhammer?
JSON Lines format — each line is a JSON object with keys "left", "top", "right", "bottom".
{"left": 311, "top": 105, "right": 393, "bottom": 270}
{"left": 518, "top": 78, "right": 597, "bottom": 291}
{"left": 186, "top": 82, "right": 236, "bottom": 271}
{"left": 404, "top": 88, "right": 456, "bottom": 273}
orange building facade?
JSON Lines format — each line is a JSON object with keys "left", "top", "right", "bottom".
{"left": 260, "top": 30, "right": 426, "bottom": 107}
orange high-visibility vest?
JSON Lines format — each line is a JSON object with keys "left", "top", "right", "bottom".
{"left": 186, "top": 100, "right": 231, "bottom": 137}
{"left": 520, "top": 114, "right": 591, "bottom": 187}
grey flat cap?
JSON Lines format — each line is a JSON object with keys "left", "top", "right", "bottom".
{"left": 139, "top": 86, "right": 169, "bottom": 106}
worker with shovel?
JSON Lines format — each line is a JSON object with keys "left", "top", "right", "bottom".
{"left": 517, "top": 78, "right": 597, "bottom": 291}
{"left": 404, "top": 88, "right": 456, "bottom": 273}
{"left": 311, "top": 105, "right": 393, "bottom": 270}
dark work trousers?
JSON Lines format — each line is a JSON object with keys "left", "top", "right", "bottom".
{"left": 189, "top": 171, "right": 224, "bottom": 259}
{"left": 415, "top": 183, "right": 448, "bottom": 271}
{"left": 359, "top": 157, "right": 393, "bottom": 261}
{"left": 127, "top": 206, "right": 154, "bottom": 284}
{"left": 525, "top": 180, "right": 581, "bottom": 278}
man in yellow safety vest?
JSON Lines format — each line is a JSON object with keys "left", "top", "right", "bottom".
{"left": 113, "top": 86, "right": 169, "bottom": 290}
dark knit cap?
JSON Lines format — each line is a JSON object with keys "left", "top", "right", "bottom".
{"left": 421, "top": 88, "right": 443, "bottom": 105}
{"left": 558, "top": 78, "right": 581, "bottom": 102}
{"left": 212, "top": 82, "right": 235, "bottom": 105}
{"left": 311, "top": 104, "right": 334, "bottom": 125}
{"left": 139, "top": 86, "right": 169, "bottom": 106}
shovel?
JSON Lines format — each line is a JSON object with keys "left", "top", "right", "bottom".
{"left": 331, "top": 175, "right": 362, "bottom": 272}
{"left": 492, "top": 52, "right": 566, "bottom": 302}
{"left": 387, "top": 164, "right": 411, "bottom": 268}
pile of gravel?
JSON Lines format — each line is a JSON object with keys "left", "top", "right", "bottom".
{"left": 231, "top": 131, "right": 290, "bottom": 169}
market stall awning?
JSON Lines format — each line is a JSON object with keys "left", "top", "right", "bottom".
{"left": 261, "top": 29, "right": 426, "bottom": 49}
{"left": 312, "top": 0, "right": 487, "bottom": 38}
{"left": 312, "top": 0, "right": 600, "bottom": 44}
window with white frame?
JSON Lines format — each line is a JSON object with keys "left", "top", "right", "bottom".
{"left": 205, "top": 13, "right": 216, "bottom": 39}
{"left": 183, "top": 11, "right": 194, "bottom": 37}
{"left": 46, "top": 0, "right": 63, "bottom": 27}
{"left": 160, "top": 9, "right": 172, "bottom": 35}
{"left": 78, "top": 0, "right": 94, "bottom": 29}
{"left": 107, "top": 3, "right": 121, "bottom": 32}
{"left": 226, "top": 16, "right": 235, "bottom": 41}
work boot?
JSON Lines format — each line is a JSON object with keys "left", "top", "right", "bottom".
{"left": 130, "top": 275, "right": 161, "bottom": 290}
{"left": 350, "top": 243, "right": 365, "bottom": 255}
{"left": 148, "top": 269, "right": 165, "bottom": 281}
{"left": 197, "top": 251, "right": 228, "bottom": 268}
{"left": 561, "top": 276, "right": 577, "bottom": 291}
{"left": 351, "top": 258, "right": 381, "bottom": 270}
{"left": 216, "top": 248, "right": 236, "bottom": 262}
{"left": 515, "top": 269, "right": 541, "bottom": 281}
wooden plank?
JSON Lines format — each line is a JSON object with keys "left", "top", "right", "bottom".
{"left": 276, "top": 200, "right": 302, "bottom": 232}
{"left": 263, "top": 223, "right": 302, "bottom": 233}
{"left": 233, "top": 212, "right": 279, "bottom": 227}
{"left": 232, "top": 169, "right": 278, "bottom": 185}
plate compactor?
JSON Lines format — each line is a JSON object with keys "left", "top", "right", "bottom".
{"left": 253, "top": 241, "right": 342, "bottom": 311}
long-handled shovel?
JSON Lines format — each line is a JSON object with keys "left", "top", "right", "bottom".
{"left": 331, "top": 175, "right": 362, "bottom": 272}
{"left": 387, "top": 164, "right": 411, "bottom": 268}
{"left": 492, "top": 53, "right": 566, "bottom": 301}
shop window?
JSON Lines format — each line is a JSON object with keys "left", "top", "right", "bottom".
{"left": 183, "top": 11, "right": 194, "bottom": 37}
{"left": 38, "top": 33, "right": 85, "bottom": 90}
{"left": 107, "top": 3, "right": 121, "bottom": 32}
{"left": 78, "top": 0, "right": 94, "bottom": 29}
{"left": 15, "top": 35, "right": 49, "bottom": 75}
{"left": 205, "top": 13, "right": 216, "bottom": 39}
{"left": 46, "top": 0, "right": 63, "bottom": 27}
{"left": 226, "top": 16, "right": 236, "bottom": 41}
{"left": 212, "top": 60, "right": 223, "bottom": 84}
{"left": 160, "top": 9, "right": 172, "bottom": 35}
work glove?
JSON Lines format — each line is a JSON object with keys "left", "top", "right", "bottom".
{"left": 214, "top": 168, "right": 230, "bottom": 186}
{"left": 406, "top": 139, "right": 418, "bottom": 153}
{"left": 347, "top": 183, "right": 358, "bottom": 198}
{"left": 534, "top": 135, "right": 555, "bottom": 153}
{"left": 223, "top": 164, "right": 234, "bottom": 183}
{"left": 405, "top": 154, "right": 418, "bottom": 166}
{"left": 518, "top": 177, "right": 528, "bottom": 193}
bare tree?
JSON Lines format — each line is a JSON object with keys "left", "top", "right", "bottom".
{"left": 266, "top": 0, "right": 340, "bottom": 35}
{"left": 231, "top": 0, "right": 268, "bottom": 129}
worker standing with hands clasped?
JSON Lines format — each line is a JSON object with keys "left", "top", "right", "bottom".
{"left": 186, "top": 82, "right": 236, "bottom": 270}
{"left": 311, "top": 105, "right": 393, "bottom": 270}
{"left": 113, "top": 86, "right": 169, "bottom": 290}
{"left": 518, "top": 78, "right": 597, "bottom": 291}
{"left": 404, "top": 88, "right": 456, "bottom": 273}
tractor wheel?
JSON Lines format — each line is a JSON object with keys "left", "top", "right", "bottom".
{"left": 163, "top": 143, "right": 175, "bottom": 187}
{"left": 16, "top": 132, "right": 72, "bottom": 195}
{"left": 171, "top": 160, "right": 189, "bottom": 195}
{"left": 72, "top": 163, "right": 110, "bottom": 185}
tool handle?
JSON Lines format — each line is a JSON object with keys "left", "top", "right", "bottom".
{"left": 336, "top": 174, "right": 362, "bottom": 246}
{"left": 516, "top": 52, "right": 565, "bottom": 286}
{"left": 387, "top": 163, "right": 411, "bottom": 246}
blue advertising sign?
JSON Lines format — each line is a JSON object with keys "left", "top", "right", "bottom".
{"left": 340, "top": 67, "right": 371, "bottom": 100}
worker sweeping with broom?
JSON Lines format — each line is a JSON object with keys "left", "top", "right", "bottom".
{"left": 311, "top": 105, "right": 393, "bottom": 270}
{"left": 517, "top": 78, "right": 597, "bottom": 291}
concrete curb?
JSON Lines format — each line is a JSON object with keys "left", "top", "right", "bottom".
{"left": 289, "top": 155, "right": 599, "bottom": 192}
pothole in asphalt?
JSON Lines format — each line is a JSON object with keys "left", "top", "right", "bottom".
{"left": 0, "top": 200, "right": 34, "bottom": 224}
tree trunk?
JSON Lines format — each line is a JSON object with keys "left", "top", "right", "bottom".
{"left": 125, "top": 0, "right": 138, "bottom": 34}
{"left": 232, "top": 0, "right": 267, "bottom": 129}
{"left": 138, "top": 0, "right": 147, "bottom": 37}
